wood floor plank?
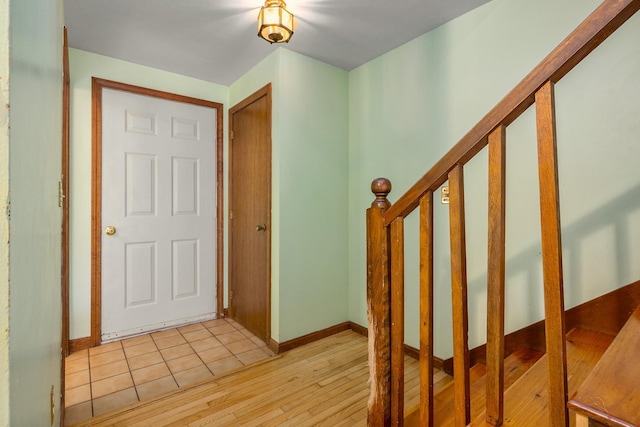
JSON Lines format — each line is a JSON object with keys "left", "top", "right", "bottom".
{"left": 187, "top": 412, "right": 236, "bottom": 427}
{"left": 68, "top": 331, "right": 424, "bottom": 427}
{"left": 252, "top": 370, "right": 368, "bottom": 425}
{"left": 231, "top": 353, "right": 368, "bottom": 418}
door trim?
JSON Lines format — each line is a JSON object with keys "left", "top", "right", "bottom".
{"left": 62, "top": 28, "right": 70, "bottom": 356}
{"left": 227, "top": 83, "right": 272, "bottom": 343}
{"left": 61, "top": 26, "right": 70, "bottom": 423}
{"left": 90, "top": 78, "right": 224, "bottom": 347}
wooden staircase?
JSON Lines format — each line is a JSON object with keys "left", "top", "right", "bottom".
{"left": 405, "top": 348, "right": 544, "bottom": 426}
{"left": 469, "top": 328, "right": 613, "bottom": 427}
{"left": 569, "top": 306, "right": 640, "bottom": 427}
{"left": 404, "top": 327, "right": 618, "bottom": 427}
{"left": 365, "top": 0, "right": 640, "bottom": 425}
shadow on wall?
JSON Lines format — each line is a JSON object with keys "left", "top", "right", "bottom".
{"left": 467, "top": 183, "right": 640, "bottom": 336}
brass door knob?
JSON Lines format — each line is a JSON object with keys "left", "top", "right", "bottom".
{"left": 105, "top": 226, "right": 116, "bottom": 236}
{"left": 256, "top": 224, "right": 267, "bottom": 232}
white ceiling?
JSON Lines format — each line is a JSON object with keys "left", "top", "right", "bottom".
{"left": 64, "top": 0, "right": 491, "bottom": 86}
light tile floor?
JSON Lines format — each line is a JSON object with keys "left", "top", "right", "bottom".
{"left": 63, "top": 318, "right": 274, "bottom": 426}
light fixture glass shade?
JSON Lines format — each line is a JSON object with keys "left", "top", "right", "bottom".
{"left": 258, "top": 0, "right": 294, "bottom": 44}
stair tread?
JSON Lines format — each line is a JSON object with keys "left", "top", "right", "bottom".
{"left": 403, "top": 367, "right": 457, "bottom": 426}
{"left": 404, "top": 348, "right": 543, "bottom": 426}
{"left": 469, "top": 327, "right": 614, "bottom": 427}
{"left": 568, "top": 306, "right": 640, "bottom": 426}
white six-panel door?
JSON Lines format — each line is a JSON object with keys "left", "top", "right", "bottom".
{"left": 101, "top": 88, "right": 216, "bottom": 340}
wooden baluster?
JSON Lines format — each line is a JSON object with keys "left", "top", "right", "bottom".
{"left": 535, "top": 81, "right": 569, "bottom": 427}
{"left": 486, "top": 125, "right": 507, "bottom": 426}
{"left": 390, "top": 217, "right": 405, "bottom": 426}
{"left": 419, "top": 192, "right": 434, "bottom": 427}
{"left": 367, "top": 178, "right": 392, "bottom": 426}
{"left": 449, "top": 164, "right": 471, "bottom": 427}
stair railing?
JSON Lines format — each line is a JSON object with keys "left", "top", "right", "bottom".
{"left": 366, "top": 1, "right": 640, "bottom": 426}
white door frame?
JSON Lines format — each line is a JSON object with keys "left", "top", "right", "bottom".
{"left": 90, "top": 78, "right": 224, "bottom": 347}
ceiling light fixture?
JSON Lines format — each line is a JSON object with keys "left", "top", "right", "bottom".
{"left": 257, "top": 0, "right": 294, "bottom": 44}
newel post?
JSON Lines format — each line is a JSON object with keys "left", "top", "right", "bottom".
{"left": 367, "top": 178, "right": 392, "bottom": 426}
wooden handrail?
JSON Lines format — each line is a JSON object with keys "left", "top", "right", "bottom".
{"left": 367, "top": 1, "right": 640, "bottom": 426}
{"left": 383, "top": 0, "right": 640, "bottom": 226}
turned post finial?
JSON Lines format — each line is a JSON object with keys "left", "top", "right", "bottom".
{"left": 370, "top": 178, "right": 392, "bottom": 209}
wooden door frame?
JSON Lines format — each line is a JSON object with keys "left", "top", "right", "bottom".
{"left": 90, "top": 78, "right": 224, "bottom": 347}
{"left": 61, "top": 26, "right": 70, "bottom": 423}
{"left": 62, "top": 28, "right": 70, "bottom": 356}
{"left": 227, "top": 83, "right": 272, "bottom": 344}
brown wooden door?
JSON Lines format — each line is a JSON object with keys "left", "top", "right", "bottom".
{"left": 229, "top": 84, "right": 271, "bottom": 343}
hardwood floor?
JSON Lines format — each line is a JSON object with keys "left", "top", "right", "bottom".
{"left": 69, "top": 330, "right": 448, "bottom": 426}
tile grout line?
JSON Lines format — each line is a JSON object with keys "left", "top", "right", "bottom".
{"left": 172, "top": 323, "right": 212, "bottom": 384}
{"left": 148, "top": 328, "right": 180, "bottom": 393}
{"left": 176, "top": 319, "right": 250, "bottom": 381}
{"left": 214, "top": 319, "right": 255, "bottom": 370}
{"left": 88, "top": 342, "right": 120, "bottom": 418}
{"left": 90, "top": 341, "right": 132, "bottom": 417}
{"left": 86, "top": 350, "right": 94, "bottom": 418}
{"left": 120, "top": 338, "right": 143, "bottom": 407}
{"left": 208, "top": 319, "right": 245, "bottom": 370}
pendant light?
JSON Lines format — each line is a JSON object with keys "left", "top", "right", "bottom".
{"left": 257, "top": 0, "right": 294, "bottom": 44}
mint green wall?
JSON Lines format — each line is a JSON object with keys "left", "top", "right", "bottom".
{"left": 349, "top": 0, "right": 640, "bottom": 358}
{"left": 3, "top": 0, "right": 64, "bottom": 424}
{"left": 277, "top": 50, "right": 349, "bottom": 341}
{"left": 68, "top": 49, "right": 228, "bottom": 339}
{"left": 230, "top": 49, "right": 349, "bottom": 343}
